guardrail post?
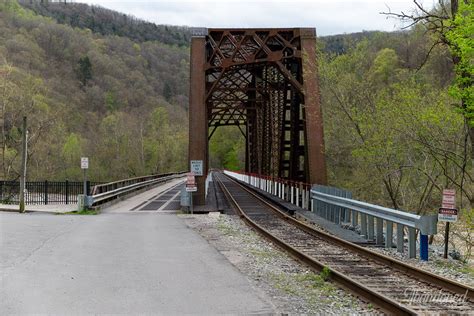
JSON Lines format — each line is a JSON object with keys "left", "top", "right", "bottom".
{"left": 408, "top": 227, "right": 416, "bottom": 258}
{"left": 397, "top": 224, "right": 404, "bottom": 253}
{"left": 361, "top": 213, "right": 367, "bottom": 237}
{"left": 385, "top": 221, "right": 393, "bottom": 248}
{"left": 367, "top": 215, "right": 374, "bottom": 240}
{"left": 344, "top": 207, "right": 350, "bottom": 223}
{"left": 376, "top": 217, "right": 383, "bottom": 245}
{"left": 420, "top": 234, "right": 428, "bottom": 261}
{"left": 351, "top": 210, "right": 358, "bottom": 227}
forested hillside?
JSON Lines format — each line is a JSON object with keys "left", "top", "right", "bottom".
{"left": 19, "top": 1, "right": 191, "bottom": 46}
{"left": 1, "top": 1, "right": 472, "bottom": 254}
{"left": 318, "top": 2, "right": 473, "bottom": 258}
{"left": 1, "top": 0, "right": 189, "bottom": 182}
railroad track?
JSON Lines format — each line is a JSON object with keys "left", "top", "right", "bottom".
{"left": 215, "top": 172, "right": 474, "bottom": 315}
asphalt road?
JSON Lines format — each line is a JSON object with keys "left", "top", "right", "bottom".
{"left": 0, "top": 212, "right": 273, "bottom": 314}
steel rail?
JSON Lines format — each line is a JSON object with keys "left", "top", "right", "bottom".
{"left": 215, "top": 173, "right": 416, "bottom": 315}
{"left": 216, "top": 172, "right": 474, "bottom": 314}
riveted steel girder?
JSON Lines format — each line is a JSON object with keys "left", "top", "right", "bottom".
{"left": 189, "top": 28, "right": 327, "bottom": 204}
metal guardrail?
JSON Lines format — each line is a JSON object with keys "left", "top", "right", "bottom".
{"left": 90, "top": 172, "right": 186, "bottom": 207}
{"left": 91, "top": 172, "right": 181, "bottom": 195}
{"left": 224, "top": 169, "right": 438, "bottom": 261}
{"left": 224, "top": 170, "right": 311, "bottom": 209}
{"left": 312, "top": 185, "right": 438, "bottom": 260}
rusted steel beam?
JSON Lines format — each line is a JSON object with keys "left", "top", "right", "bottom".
{"left": 189, "top": 34, "right": 208, "bottom": 205}
{"left": 189, "top": 28, "right": 327, "bottom": 205}
{"left": 301, "top": 29, "right": 327, "bottom": 185}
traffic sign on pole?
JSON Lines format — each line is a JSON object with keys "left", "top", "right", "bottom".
{"left": 81, "top": 157, "right": 89, "bottom": 169}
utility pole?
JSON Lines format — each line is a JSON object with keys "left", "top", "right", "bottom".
{"left": 19, "top": 116, "right": 27, "bottom": 213}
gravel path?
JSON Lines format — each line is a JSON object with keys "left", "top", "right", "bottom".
{"left": 180, "top": 213, "right": 376, "bottom": 315}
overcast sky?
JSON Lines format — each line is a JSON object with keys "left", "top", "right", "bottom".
{"left": 78, "top": 0, "right": 435, "bottom": 36}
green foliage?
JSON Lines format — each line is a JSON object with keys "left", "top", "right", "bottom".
{"left": 370, "top": 48, "right": 399, "bottom": 84}
{"left": 209, "top": 126, "right": 245, "bottom": 171}
{"left": 321, "top": 36, "right": 471, "bottom": 215}
{"left": 0, "top": 0, "right": 189, "bottom": 182}
{"left": 446, "top": 1, "right": 474, "bottom": 126}
{"left": 319, "top": 266, "right": 331, "bottom": 281}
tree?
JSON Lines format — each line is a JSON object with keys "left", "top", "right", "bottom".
{"left": 77, "top": 55, "right": 92, "bottom": 86}
{"left": 383, "top": 0, "right": 473, "bottom": 161}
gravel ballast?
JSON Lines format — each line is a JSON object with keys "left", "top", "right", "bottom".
{"left": 180, "top": 213, "right": 375, "bottom": 314}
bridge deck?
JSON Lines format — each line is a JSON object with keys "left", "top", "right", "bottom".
{"left": 0, "top": 180, "right": 274, "bottom": 314}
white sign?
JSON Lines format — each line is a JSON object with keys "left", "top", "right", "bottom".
{"left": 190, "top": 160, "right": 203, "bottom": 176}
{"left": 186, "top": 185, "right": 198, "bottom": 192}
{"left": 81, "top": 157, "right": 89, "bottom": 169}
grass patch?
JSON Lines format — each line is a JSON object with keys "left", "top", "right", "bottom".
{"left": 249, "top": 248, "right": 279, "bottom": 260}
{"left": 268, "top": 270, "right": 339, "bottom": 309}
{"left": 62, "top": 209, "right": 98, "bottom": 215}
{"left": 459, "top": 265, "right": 474, "bottom": 278}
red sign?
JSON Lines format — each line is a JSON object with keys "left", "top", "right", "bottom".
{"left": 186, "top": 173, "right": 196, "bottom": 184}
{"left": 442, "top": 189, "right": 456, "bottom": 209}
{"left": 186, "top": 172, "right": 197, "bottom": 192}
{"left": 439, "top": 189, "right": 457, "bottom": 222}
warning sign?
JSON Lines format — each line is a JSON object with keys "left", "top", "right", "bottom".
{"left": 441, "top": 189, "right": 456, "bottom": 209}
{"left": 186, "top": 172, "right": 197, "bottom": 192}
{"left": 438, "top": 208, "right": 458, "bottom": 222}
{"left": 439, "top": 189, "right": 457, "bottom": 222}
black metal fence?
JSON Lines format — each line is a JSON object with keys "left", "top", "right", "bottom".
{"left": 0, "top": 181, "right": 101, "bottom": 205}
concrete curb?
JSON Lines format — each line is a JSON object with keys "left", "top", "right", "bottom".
{"left": 0, "top": 208, "right": 67, "bottom": 215}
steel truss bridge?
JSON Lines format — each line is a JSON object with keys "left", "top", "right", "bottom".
{"left": 189, "top": 28, "right": 327, "bottom": 204}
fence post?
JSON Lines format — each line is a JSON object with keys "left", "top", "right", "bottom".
{"left": 65, "top": 180, "right": 69, "bottom": 204}
{"left": 86, "top": 181, "right": 91, "bottom": 196}
{"left": 44, "top": 180, "right": 48, "bottom": 205}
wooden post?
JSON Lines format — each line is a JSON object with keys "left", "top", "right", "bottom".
{"left": 19, "top": 116, "right": 27, "bottom": 213}
{"left": 444, "top": 222, "right": 450, "bottom": 259}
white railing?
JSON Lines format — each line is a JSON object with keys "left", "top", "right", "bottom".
{"left": 224, "top": 170, "right": 311, "bottom": 210}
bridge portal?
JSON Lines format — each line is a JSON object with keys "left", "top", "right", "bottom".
{"left": 189, "top": 28, "right": 327, "bottom": 205}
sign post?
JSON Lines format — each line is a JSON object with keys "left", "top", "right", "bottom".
{"left": 19, "top": 117, "right": 28, "bottom": 213}
{"left": 438, "top": 189, "right": 457, "bottom": 259}
{"left": 81, "top": 157, "right": 89, "bottom": 210}
{"left": 185, "top": 172, "right": 197, "bottom": 214}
